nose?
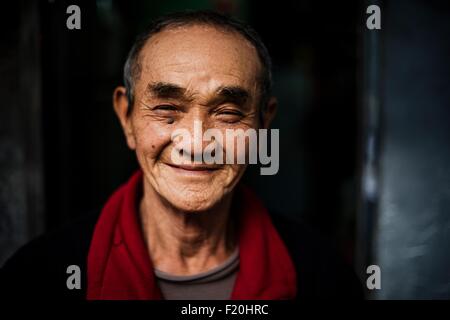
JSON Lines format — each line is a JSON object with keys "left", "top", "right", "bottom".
{"left": 172, "top": 112, "right": 215, "bottom": 164}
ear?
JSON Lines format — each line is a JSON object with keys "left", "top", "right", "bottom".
{"left": 261, "top": 96, "right": 278, "bottom": 129}
{"left": 113, "top": 86, "right": 136, "bottom": 150}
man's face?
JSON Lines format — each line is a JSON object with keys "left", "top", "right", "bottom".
{"left": 117, "top": 25, "right": 264, "bottom": 212}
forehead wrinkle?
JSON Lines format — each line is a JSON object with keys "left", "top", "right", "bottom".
{"left": 138, "top": 32, "right": 261, "bottom": 106}
{"left": 140, "top": 26, "right": 261, "bottom": 79}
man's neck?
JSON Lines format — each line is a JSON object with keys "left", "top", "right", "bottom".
{"left": 139, "top": 180, "right": 237, "bottom": 276}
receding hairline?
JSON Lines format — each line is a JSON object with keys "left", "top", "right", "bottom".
{"left": 133, "top": 22, "right": 263, "bottom": 83}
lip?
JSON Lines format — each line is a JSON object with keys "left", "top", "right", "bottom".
{"left": 164, "top": 163, "right": 221, "bottom": 173}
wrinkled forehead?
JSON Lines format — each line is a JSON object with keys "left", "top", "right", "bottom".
{"left": 135, "top": 25, "right": 262, "bottom": 97}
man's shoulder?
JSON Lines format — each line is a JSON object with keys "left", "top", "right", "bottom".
{"left": 0, "top": 210, "right": 99, "bottom": 299}
{"left": 270, "top": 212, "right": 365, "bottom": 299}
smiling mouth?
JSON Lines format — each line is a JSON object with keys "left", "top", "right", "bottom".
{"left": 165, "top": 163, "right": 221, "bottom": 173}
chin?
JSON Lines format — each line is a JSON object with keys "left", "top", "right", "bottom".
{"left": 160, "top": 185, "right": 227, "bottom": 213}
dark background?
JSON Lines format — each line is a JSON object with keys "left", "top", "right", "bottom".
{"left": 1, "top": 0, "right": 449, "bottom": 299}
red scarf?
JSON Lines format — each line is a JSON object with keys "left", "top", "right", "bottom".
{"left": 87, "top": 170, "right": 297, "bottom": 300}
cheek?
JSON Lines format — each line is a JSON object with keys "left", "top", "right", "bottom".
{"left": 213, "top": 164, "right": 246, "bottom": 195}
{"left": 133, "top": 120, "right": 172, "bottom": 160}
{"left": 223, "top": 164, "right": 246, "bottom": 182}
{"left": 221, "top": 127, "right": 256, "bottom": 164}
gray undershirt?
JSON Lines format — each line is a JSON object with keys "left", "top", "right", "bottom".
{"left": 154, "top": 248, "right": 240, "bottom": 300}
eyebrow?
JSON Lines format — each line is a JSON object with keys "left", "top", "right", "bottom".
{"left": 146, "top": 82, "right": 189, "bottom": 101}
{"left": 145, "top": 82, "right": 250, "bottom": 106}
{"left": 213, "top": 86, "right": 249, "bottom": 106}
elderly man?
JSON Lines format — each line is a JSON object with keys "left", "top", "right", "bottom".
{"left": 0, "top": 10, "right": 362, "bottom": 300}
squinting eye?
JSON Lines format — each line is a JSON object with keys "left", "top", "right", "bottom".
{"left": 220, "top": 111, "right": 241, "bottom": 115}
{"left": 216, "top": 110, "right": 244, "bottom": 123}
{"left": 217, "top": 109, "right": 244, "bottom": 116}
{"left": 153, "top": 105, "right": 177, "bottom": 111}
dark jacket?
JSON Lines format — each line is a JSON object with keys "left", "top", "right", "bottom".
{"left": 0, "top": 210, "right": 364, "bottom": 300}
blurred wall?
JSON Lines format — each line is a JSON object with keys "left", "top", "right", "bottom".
{"left": 358, "top": 0, "right": 450, "bottom": 299}
{"left": 0, "top": 2, "right": 45, "bottom": 266}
